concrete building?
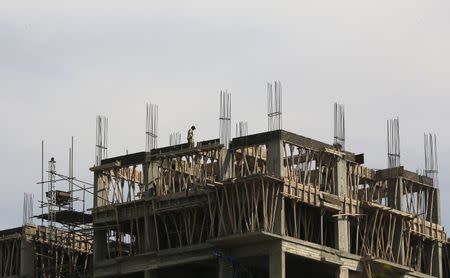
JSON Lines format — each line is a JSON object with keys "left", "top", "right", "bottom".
{"left": 90, "top": 129, "right": 448, "bottom": 278}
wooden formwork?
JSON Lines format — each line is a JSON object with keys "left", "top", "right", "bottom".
{"left": 30, "top": 225, "right": 92, "bottom": 278}
{"left": 0, "top": 224, "right": 92, "bottom": 278}
{"left": 0, "top": 227, "right": 21, "bottom": 277}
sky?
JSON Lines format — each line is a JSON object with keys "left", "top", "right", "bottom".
{"left": 0, "top": 1, "right": 449, "bottom": 230}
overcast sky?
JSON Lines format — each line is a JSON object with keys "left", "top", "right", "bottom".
{"left": 1, "top": 1, "right": 449, "bottom": 230}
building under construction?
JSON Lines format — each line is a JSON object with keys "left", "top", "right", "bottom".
{"left": 0, "top": 141, "right": 93, "bottom": 277}
{"left": 1, "top": 85, "right": 450, "bottom": 277}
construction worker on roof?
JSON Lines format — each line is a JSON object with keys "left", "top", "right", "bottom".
{"left": 187, "top": 125, "right": 196, "bottom": 147}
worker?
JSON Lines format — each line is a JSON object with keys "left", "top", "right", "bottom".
{"left": 187, "top": 125, "right": 196, "bottom": 147}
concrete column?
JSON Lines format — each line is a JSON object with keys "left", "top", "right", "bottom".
{"left": 335, "top": 266, "right": 349, "bottom": 278}
{"left": 335, "top": 158, "right": 350, "bottom": 252}
{"left": 220, "top": 148, "right": 234, "bottom": 181}
{"left": 93, "top": 229, "right": 108, "bottom": 263}
{"left": 269, "top": 241, "right": 285, "bottom": 278}
{"left": 218, "top": 260, "right": 233, "bottom": 278}
{"left": 148, "top": 216, "right": 158, "bottom": 252}
{"left": 387, "top": 177, "right": 404, "bottom": 264}
{"left": 94, "top": 172, "right": 108, "bottom": 208}
{"left": 336, "top": 215, "right": 350, "bottom": 252}
{"left": 432, "top": 242, "right": 443, "bottom": 278}
{"left": 145, "top": 160, "right": 159, "bottom": 197}
{"left": 273, "top": 195, "right": 285, "bottom": 236}
{"left": 93, "top": 170, "right": 109, "bottom": 265}
{"left": 432, "top": 188, "right": 443, "bottom": 278}
{"left": 266, "top": 140, "right": 284, "bottom": 179}
{"left": 143, "top": 162, "right": 150, "bottom": 193}
{"left": 141, "top": 161, "right": 158, "bottom": 251}
{"left": 387, "top": 177, "right": 403, "bottom": 211}
{"left": 144, "top": 270, "right": 159, "bottom": 278}
{"left": 266, "top": 139, "right": 285, "bottom": 236}
{"left": 432, "top": 188, "right": 441, "bottom": 225}
{"left": 20, "top": 237, "right": 34, "bottom": 278}
{"left": 93, "top": 170, "right": 109, "bottom": 264}
{"left": 336, "top": 158, "right": 347, "bottom": 197}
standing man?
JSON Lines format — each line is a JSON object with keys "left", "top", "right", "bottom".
{"left": 187, "top": 126, "right": 196, "bottom": 147}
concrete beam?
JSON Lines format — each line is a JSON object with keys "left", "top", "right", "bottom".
{"left": 282, "top": 234, "right": 363, "bottom": 273}
{"left": 93, "top": 244, "right": 214, "bottom": 277}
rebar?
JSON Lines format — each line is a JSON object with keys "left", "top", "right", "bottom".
{"left": 22, "top": 192, "right": 33, "bottom": 225}
{"left": 169, "top": 132, "right": 182, "bottom": 146}
{"left": 387, "top": 117, "right": 401, "bottom": 168}
{"left": 424, "top": 133, "right": 439, "bottom": 187}
{"left": 235, "top": 121, "right": 248, "bottom": 137}
{"left": 146, "top": 103, "right": 159, "bottom": 152}
{"left": 69, "top": 136, "right": 74, "bottom": 210}
{"left": 95, "top": 115, "right": 108, "bottom": 166}
{"left": 219, "top": 90, "right": 232, "bottom": 148}
{"left": 333, "top": 102, "right": 345, "bottom": 150}
{"left": 267, "top": 81, "right": 282, "bottom": 131}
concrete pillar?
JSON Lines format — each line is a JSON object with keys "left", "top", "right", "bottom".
{"left": 20, "top": 237, "right": 34, "bottom": 278}
{"left": 94, "top": 172, "right": 108, "bottom": 208}
{"left": 266, "top": 140, "right": 284, "bottom": 179}
{"left": 335, "top": 158, "right": 350, "bottom": 252}
{"left": 432, "top": 242, "right": 443, "bottom": 278}
{"left": 336, "top": 215, "right": 350, "bottom": 252}
{"left": 273, "top": 195, "right": 285, "bottom": 236}
{"left": 93, "top": 229, "right": 108, "bottom": 263}
{"left": 431, "top": 189, "right": 443, "bottom": 278}
{"left": 148, "top": 217, "right": 158, "bottom": 252}
{"left": 93, "top": 171, "right": 109, "bottom": 264}
{"left": 143, "top": 162, "right": 150, "bottom": 193}
{"left": 144, "top": 270, "right": 159, "bottom": 278}
{"left": 336, "top": 266, "right": 349, "bottom": 278}
{"left": 432, "top": 189, "right": 441, "bottom": 225}
{"left": 266, "top": 139, "right": 285, "bottom": 236}
{"left": 144, "top": 160, "right": 159, "bottom": 197}
{"left": 218, "top": 259, "right": 233, "bottom": 278}
{"left": 387, "top": 177, "right": 403, "bottom": 210}
{"left": 269, "top": 242, "right": 285, "bottom": 278}
{"left": 387, "top": 177, "right": 404, "bottom": 264}
{"left": 220, "top": 149, "right": 234, "bottom": 181}
{"left": 336, "top": 158, "right": 347, "bottom": 197}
